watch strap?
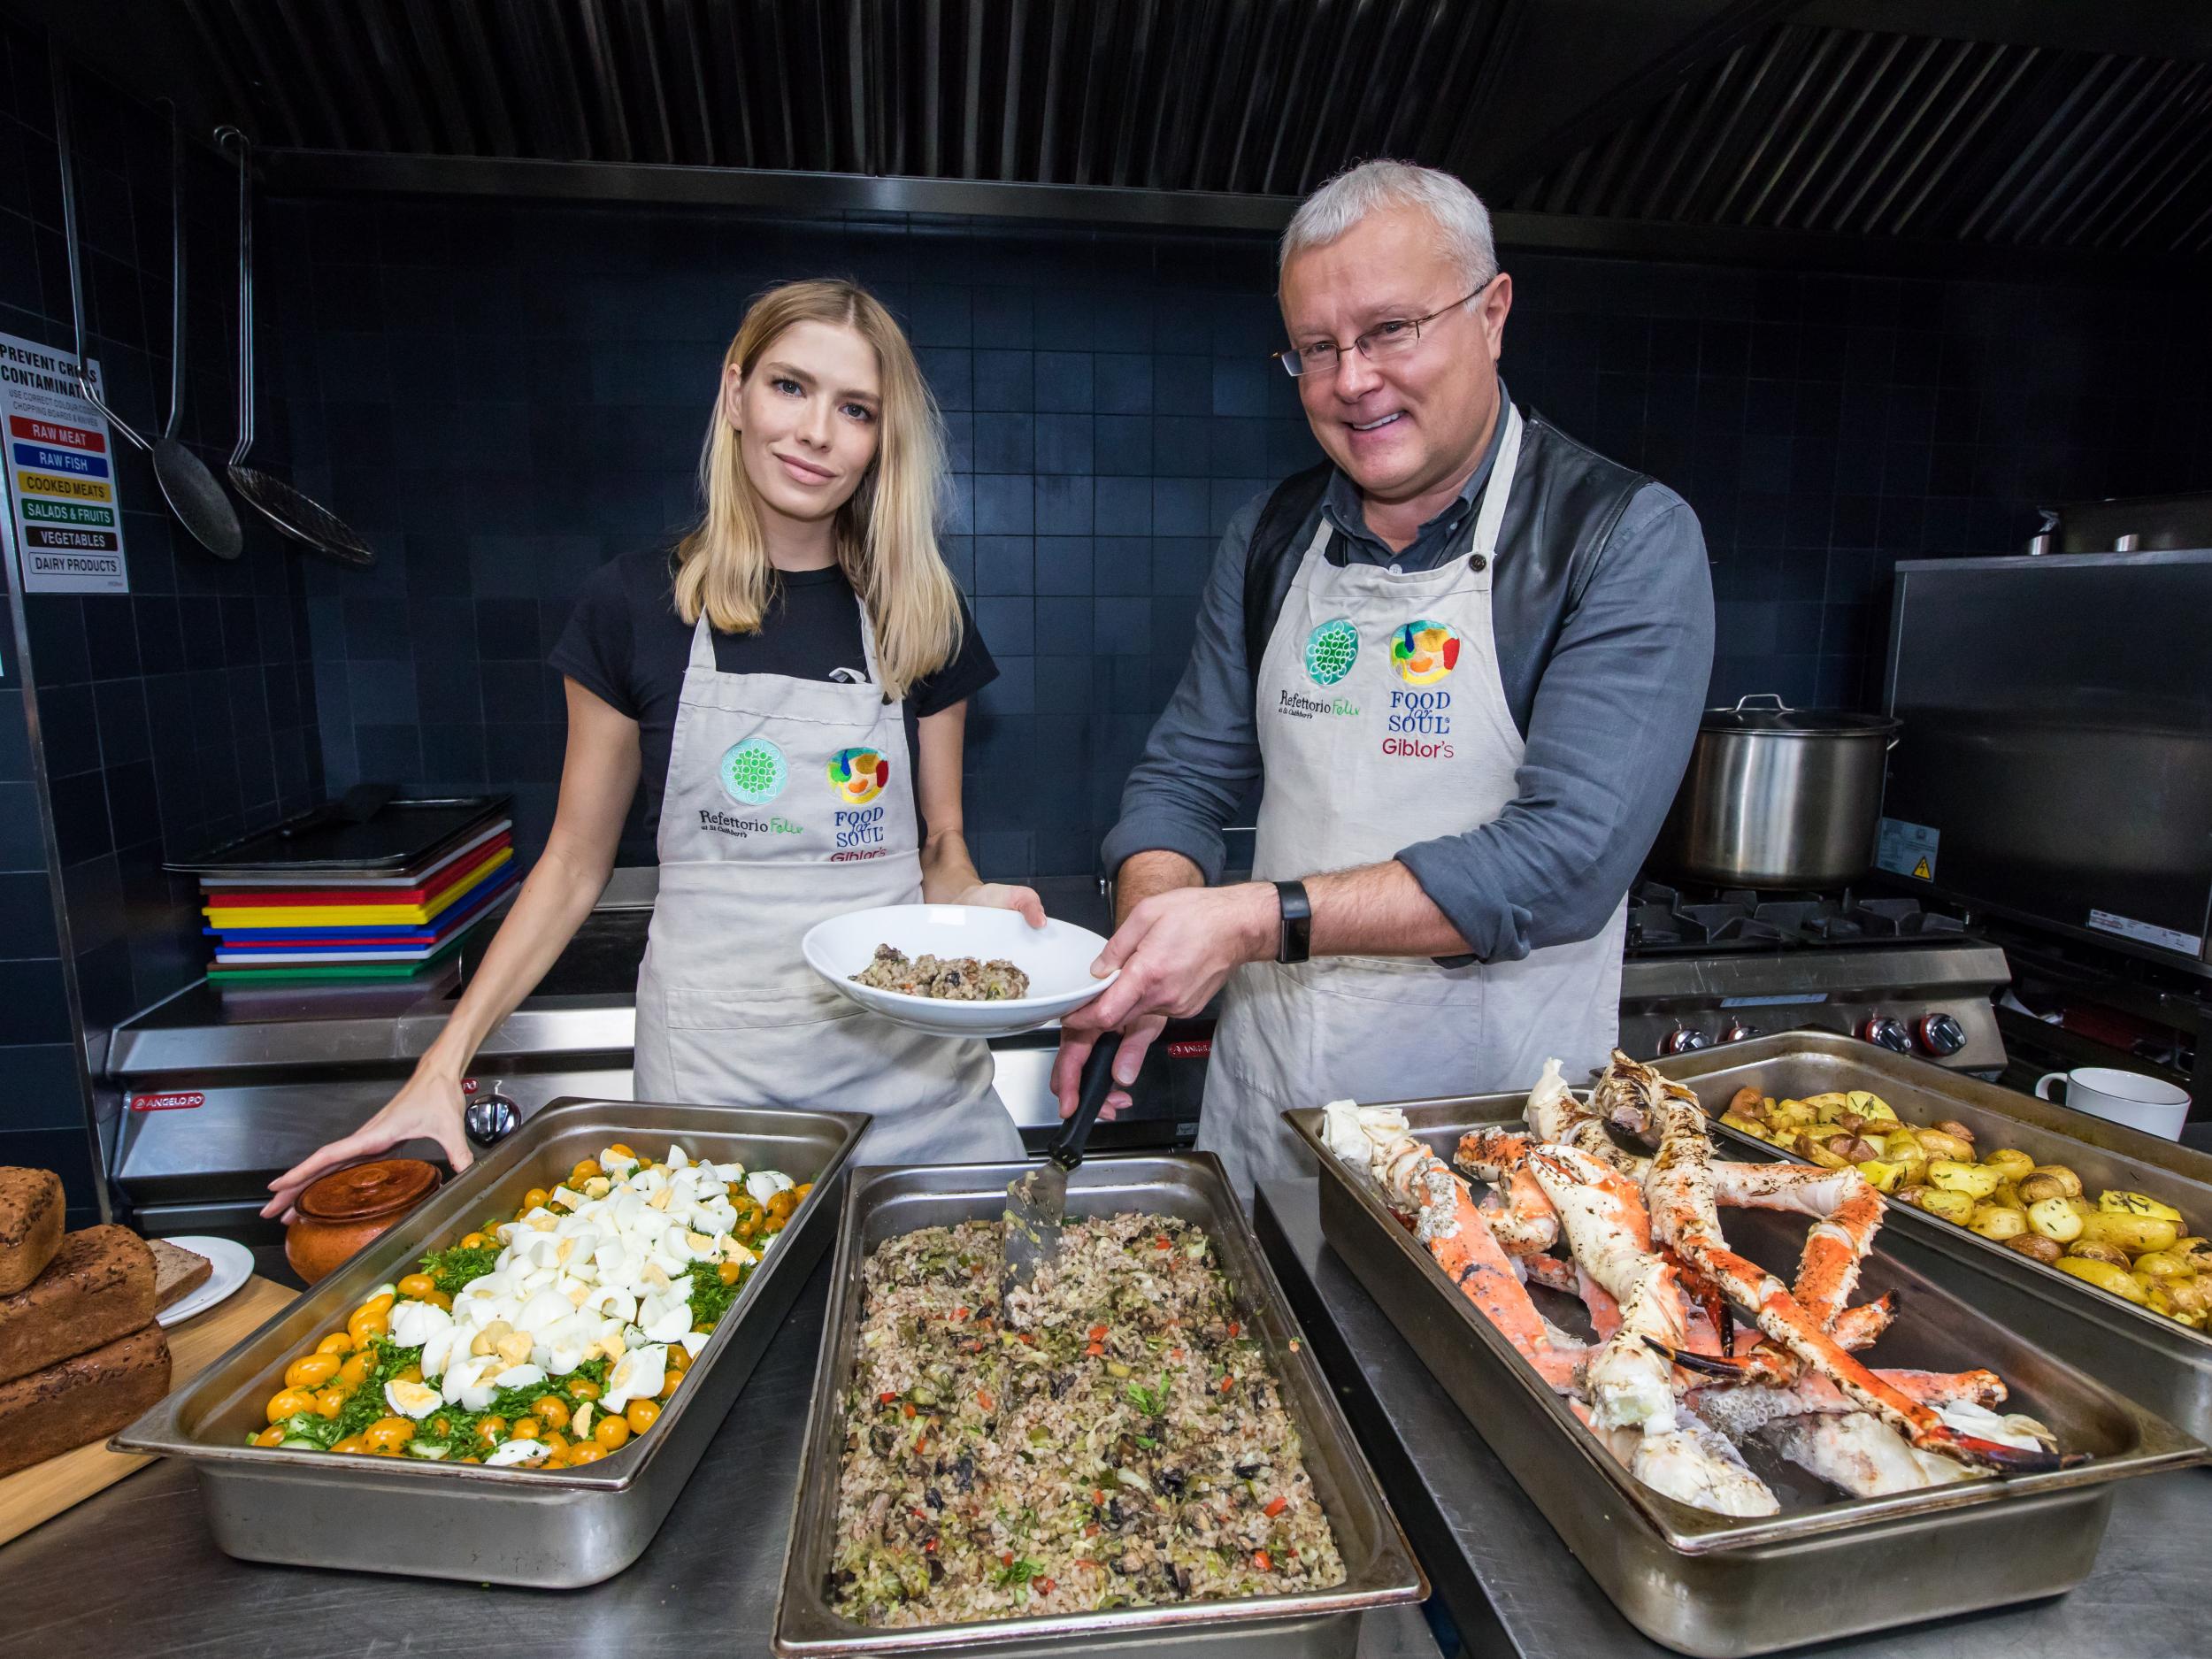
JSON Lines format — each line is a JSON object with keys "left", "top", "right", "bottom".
{"left": 1274, "top": 879, "right": 1313, "bottom": 964}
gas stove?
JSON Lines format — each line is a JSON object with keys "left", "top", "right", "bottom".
{"left": 1617, "top": 879, "right": 2009, "bottom": 1073}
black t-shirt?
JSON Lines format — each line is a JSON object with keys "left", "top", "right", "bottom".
{"left": 549, "top": 549, "right": 997, "bottom": 852}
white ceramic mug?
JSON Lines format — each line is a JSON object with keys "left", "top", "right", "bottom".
{"left": 2035, "top": 1066, "right": 2193, "bottom": 1141}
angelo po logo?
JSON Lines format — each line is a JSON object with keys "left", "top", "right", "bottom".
{"left": 1302, "top": 618, "right": 1359, "bottom": 687}
{"left": 827, "top": 747, "right": 890, "bottom": 805}
{"left": 718, "top": 737, "right": 787, "bottom": 805}
{"left": 1389, "top": 618, "right": 1460, "bottom": 687}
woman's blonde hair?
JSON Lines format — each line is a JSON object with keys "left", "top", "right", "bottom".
{"left": 674, "top": 279, "right": 961, "bottom": 702}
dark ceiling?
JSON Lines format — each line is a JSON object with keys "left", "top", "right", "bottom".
{"left": 17, "top": 0, "right": 2212, "bottom": 267}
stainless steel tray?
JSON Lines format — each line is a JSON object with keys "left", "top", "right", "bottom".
{"left": 1287, "top": 1094, "right": 2208, "bottom": 1658}
{"left": 1659, "top": 1032, "right": 2212, "bottom": 1443}
{"left": 772, "top": 1154, "right": 1427, "bottom": 1659}
{"left": 114, "top": 1096, "right": 866, "bottom": 1586}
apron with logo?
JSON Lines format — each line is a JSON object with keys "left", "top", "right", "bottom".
{"left": 1202, "top": 404, "right": 1628, "bottom": 1201}
{"left": 632, "top": 610, "right": 1020, "bottom": 1165}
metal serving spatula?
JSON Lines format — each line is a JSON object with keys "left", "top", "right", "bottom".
{"left": 1002, "top": 1032, "right": 1122, "bottom": 1297}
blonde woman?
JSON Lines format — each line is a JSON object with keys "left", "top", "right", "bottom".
{"left": 265, "top": 280, "right": 1036, "bottom": 1216}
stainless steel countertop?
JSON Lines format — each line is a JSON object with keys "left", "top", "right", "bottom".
{"left": 0, "top": 1248, "right": 1439, "bottom": 1658}
{"left": 1254, "top": 1179, "right": 2212, "bottom": 1659}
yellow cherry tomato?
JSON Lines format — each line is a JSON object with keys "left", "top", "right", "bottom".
{"left": 254, "top": 1425, "right": 285, "bottom": 1447}
{"left": 565, "top": 1377, "right": 601, "bottom": 1402}
{"left": 566, "top": 1443, "right": 608, "bottom": 1465}
{"left": 285, "top": 1353, "right": 341, "bottom": 1390}
{"left": 459, "top": 1232, "right": 488, "bottom": 1249}
{"left": 541, "top": 1430, "right": 570, "bottom": 1455}
{"left": 266, "top": 1388, "right": 316, "bottom": 1424}
{"left": 313, "top": 1386, "right": 349, "bottom": 1418}
{"left": 570, "top": 1159, "right": 603, "bottom": 1184}
{"left": 476, "top": 1416, "right": 509, "bottom": 1445}
{"left": 604, "top": 1142, "right": 635, "bottom": 1160}
{"left": 510, "top": 1417, "right": 542, "bottom": 1441}
{"left": 765, "top": 1189, "right": 798, "bottom": 1225}
{"left": 535, "top": 1395, "right": 572, "bottom": 1432}
{"left": 392, "top": 1363, "right": 424, "bottom": 1385}
{"left": 332, "top": 1435, "right": 365, "bottom": 1455}
{"left": 418, "top": 1288, "right": 452, "bottom": 1310}
{"left": 314, "top": 1331, "right": 355, "bottom": 1356}
{"left": 522, "top": 1187, "right": 550, "bottom": 1212}
{"left": 666, "top": 1345, "right": 693, "bottom": 1375}
{"left": 362, "top": 1417, "right": 416, "bottom": 1451}
{"left": 658, "top": 1369, "right": 681, "bottom": 1401}
{"left": 396, "top": 1272, "right": 437, "bottom": 1300}
{"left": 347, "top": 1311, "right": 388, "bottom": 1345}
{"left": 338, "top": 1351, "right": 375, "bottom": 1388}
{"left": 624, "top": 1398, "right": 661, "bottom": 1434}
{"left": 716, "top": 1259, "right": 742, "bottom": 1286}
{"left": 594, "top": 1416, "right": 632, "bottom": 1450}
{"left": 794, "top": 1182, "right": 813, "bottom": 1201}
{"left": 358, "top": 1291, "right": 396, "bottom": 1318}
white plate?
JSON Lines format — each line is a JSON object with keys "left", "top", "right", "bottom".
{"left": 803, "top": 903, "right": 1118, "bottom": 1038}
{"left": 155, "top": 1235, "right": 256, "bottom": 1327}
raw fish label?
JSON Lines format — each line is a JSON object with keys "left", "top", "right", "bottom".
{"left": 719, "top": 737, "right": 787, "bottom": 805}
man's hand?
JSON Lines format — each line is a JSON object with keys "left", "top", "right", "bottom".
{"left": 1053, "top": 882, "right": 1279, "bottom": 1120}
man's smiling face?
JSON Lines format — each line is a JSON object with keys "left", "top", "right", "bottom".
{"left": 1279, "top": 203, "right": 1509, "bottom": 507}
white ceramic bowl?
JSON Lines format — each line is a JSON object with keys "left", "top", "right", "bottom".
{"left": 803, "top": 903, "right": 1118, "bottom": 1038}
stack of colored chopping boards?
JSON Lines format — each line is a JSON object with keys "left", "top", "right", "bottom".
{"left": 180, "top": 797, "right": 519, "bottom": 982}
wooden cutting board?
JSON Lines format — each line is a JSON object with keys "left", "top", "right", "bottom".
{"left": 0, "top": 1274, "right": 296, "bottom": 1547}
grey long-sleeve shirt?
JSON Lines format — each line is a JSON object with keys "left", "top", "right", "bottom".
{"left": 1100, "top": 407, "right": 1716, "bottom": 964}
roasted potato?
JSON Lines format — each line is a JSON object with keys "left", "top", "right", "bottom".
{"left": 1916, "top": 1188, "right": 1977, "bottom": 1225}
{"left": 1991, "top": 1181, "right": 2024, "bottom": 1212}
{"left": 2131, "top": 1250, "right": 2197, "bottom": 1280}
{"left": 1968, "top": 1202, "right": 2028, "bottom": 1241}
{"left": 2027, "top": 1196, "right": 2085, "bottom": 1242}
{"left": 1926, "top": 1159, "right": 2001, "bottom": 1199}
{"left": 1798, "top": 1137, "right": 1851, "bottom": 1171}
{"left": 1846, "top": 1090, "right": 1897, "bottom": 1122}
{"left": 2077, "top": 1211, "right": 2180, "bottom": 1255}
{"left": 2055, "top": 1256, "right": 2148, "bottom": 1303}
{"left": 2017, "top": 1173, "right": 2070, "bottom": 1204}
{"left": 1932, "top": 1118, "right": 1978, "bottom": 1146}
{"left": 1719, "top": 1112, "right": 1769, "bottom": 1140}
{"left": 1981, "top": 1148, "right": 2035, "bottom": 1182}
{"left": 1895, "top": 1184, "right": 1931, "bottom": 1209}
{"left": 1832, "top": 1135, "right": 1885, "bottom": 1164}
{"left": 2027, "top": 1164, "right": 2085, "bottom": 1198}
{"left": 2098, "top": 1189, "right": 2183, "bottom": 1223}
{"left": 1913, "top": 1129, "right": 1978, "bottom": 1164}
{"left": 2172, "top": 1237, "right": 2212, "bottom": 1271}
{"left": 1725, "top": 1086, "right": 1766, "bottom": 1122}
{"left": 2064, "top": 1239, "right": 2133, "bottom": 1270}
{"left": 2166, "top": 1279, "right": 2212, "bottom": 1319}
{"left": 2007, "top": 1233, "right": 2063, "bottom": 1266}
{"left": 1855, "top": 1159, "right": 1905, "bottom": 1194}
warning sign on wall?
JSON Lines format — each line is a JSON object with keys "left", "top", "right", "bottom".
{"left": 0, "top": 332, "right": 128, "bottom": 594}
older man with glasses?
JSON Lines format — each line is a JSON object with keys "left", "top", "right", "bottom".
{"left": 1055, "top": 159, "right": 1715, "bottom": 1201}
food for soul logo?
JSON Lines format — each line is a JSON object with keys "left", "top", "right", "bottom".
{"left": 1389, "top": 619, "right": 1458, "bottom": 686}
{"left": 827, "top": 747, "right": 889, "bottom": 805}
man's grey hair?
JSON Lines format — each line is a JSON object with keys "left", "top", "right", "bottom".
{"left": 1280, "top": 159, "right": 1497, "bottom": 290}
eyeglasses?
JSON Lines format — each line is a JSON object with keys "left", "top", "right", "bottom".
{"left": 1272, "top": 279, "right": 1494, "bottom": 378}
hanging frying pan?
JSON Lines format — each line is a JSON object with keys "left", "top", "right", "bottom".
{"left": 51, "top": 52, "right": 242, "bottom": 560}
{"left": 216, "top": 127, "right": 374, "bottom": 569}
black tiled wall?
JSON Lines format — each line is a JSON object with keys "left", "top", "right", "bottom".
{"left": 273, "top": 191, "right": 2212, "bottom": 879}
{"left": 0, "top": 20, "right": 323, "bottom": 1191}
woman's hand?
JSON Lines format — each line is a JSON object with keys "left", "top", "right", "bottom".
{"left": 261, "top": 1068, "right": 476, "bottom": 1223}
{"left": 955, "top": 881, "right": 1048, "bottom": 927}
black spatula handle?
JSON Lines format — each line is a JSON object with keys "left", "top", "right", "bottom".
{"left": 1048, "top": 1032, "right": 1124, "bottom": 1172}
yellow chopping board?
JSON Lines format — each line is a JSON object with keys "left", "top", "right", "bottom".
{"left": 0, "top": 1273, "right": 296, "bottom": 1546}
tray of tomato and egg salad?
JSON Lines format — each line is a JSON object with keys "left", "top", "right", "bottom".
{"left": 1288, "top": 1048, "right": 2208, "bottom": 1658}
{"left": 112, "top": 1098, "right": 866, "bottom": 1587}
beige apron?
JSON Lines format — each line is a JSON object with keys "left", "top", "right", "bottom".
{"left": 1202, "top": 405, "right": 1628, "bottom": 1201}
{"left": 632, "top": 610, "right": 1020, "bottom": 1165}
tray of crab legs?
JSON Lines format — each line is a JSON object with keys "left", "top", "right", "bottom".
{"left": 1286, "top": 1050, "right": 2210, "bottom": 1659}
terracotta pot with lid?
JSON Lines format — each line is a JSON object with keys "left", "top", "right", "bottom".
{"left": 284, "top": 1158, "right": 441, "bottom": 1285}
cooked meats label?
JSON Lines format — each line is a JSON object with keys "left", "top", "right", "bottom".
{"left": 0, "top": 330, "right": 129, "bottom": 594}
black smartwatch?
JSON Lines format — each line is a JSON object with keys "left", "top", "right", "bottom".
{"left": 1274, "top": 879, "right": 1313, "bottom": 964}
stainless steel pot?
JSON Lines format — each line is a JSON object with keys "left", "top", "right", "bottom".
{"left": 1650, "top": 694, "right": 1899, "bottom": 887}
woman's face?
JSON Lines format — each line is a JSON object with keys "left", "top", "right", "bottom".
{"left": 725, "top": 319, "right": 884, "bottom": 526}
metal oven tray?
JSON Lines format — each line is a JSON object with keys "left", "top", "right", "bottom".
{"left": 772, "top": 1155, "right": 1426, "bottom": 1658}
{"left": 1661, "top": 1032, "right": 2212, "bottom": 1443}
{"left": 1287, "top": 1095, "right": 2206, "bottom": 1658}
{"left": 114, "top": 1096, "right": 866, "bottom": 1586}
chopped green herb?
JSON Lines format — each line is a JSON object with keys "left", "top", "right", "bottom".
{"left": 417, "top": 1241, "right": 502, "bottom": 1297}
{"left": 687, "top": 1259, "right": 749, "bottom": 1327}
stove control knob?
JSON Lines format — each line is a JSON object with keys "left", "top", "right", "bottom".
{"left": 1856, "top": 1016, "right": 1913, "bottom": 1054}
{"left": 1916, "top": 1011, "right": 1967, "bottom": 1057}
{"left": 1660, "top": 1025, "right": 1712, "bottom": 1056}
{"left": 464, "top": 1093, "right": 520, "bottom": 1146}
{"left": 1720, "top": 1021, "right": 1761, "bottom": 1044}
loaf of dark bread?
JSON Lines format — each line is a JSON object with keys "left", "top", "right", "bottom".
{"left": 0, "top": 1226, "right": 157, "bottom": 1386}
{"left": 0, "top": 1168, "right": 65, "bottom": 1296}
{"left": 0, "top": 1323, "right": 171, "bottom": 1478}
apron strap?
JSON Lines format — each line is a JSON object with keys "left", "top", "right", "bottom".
{"left": 687, "top": 612, "right": 718, "bottom": 671}
{"left": 1469, "top": 402, "right": 1525, "bottom": 565}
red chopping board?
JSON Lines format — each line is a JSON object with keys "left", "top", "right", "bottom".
{"left": 0, "top": 1274, "right": 296, "bottom": 1546}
